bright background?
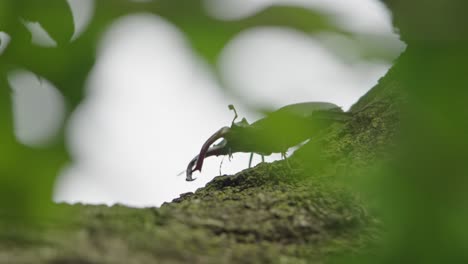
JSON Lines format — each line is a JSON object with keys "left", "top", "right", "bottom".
{"left": 4, "top": 0, "right": 404, "bottom": 207}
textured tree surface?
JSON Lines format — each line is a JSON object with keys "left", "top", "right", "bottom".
{"left": 0, "top": 59, "right": 401, "bottom": 263}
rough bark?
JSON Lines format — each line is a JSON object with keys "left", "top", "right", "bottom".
{"left": 0, "top": 55, "right": 402, "bottom": 263}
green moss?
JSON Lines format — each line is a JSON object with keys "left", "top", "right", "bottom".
{"left": 0, "top": 59, "right": 402, "bottom": 263}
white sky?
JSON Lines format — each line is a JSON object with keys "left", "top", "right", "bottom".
{"left": 203, "top": 0, "right": 393, "bottom": 34}
{"left": 8, "top": 0, "right": 404, "bottom": 207}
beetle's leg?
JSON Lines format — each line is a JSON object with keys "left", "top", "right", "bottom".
{"left": 228, "top": 147, "right": 233, "bottom": 161}
{"left": 248, "top": 153, "right": 266, "bottom": 168}
{"left": 248, "top": 153, "right": 254, "bottom": 168}
{"left": 281, "top": 152, "right": 293, "bottom": 170}
{"left": 219, "top": 155, "right": 226, "bottom": 175}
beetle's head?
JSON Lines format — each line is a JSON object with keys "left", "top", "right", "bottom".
{"left": 232, "top": 117, "right": 249, "bottom": 128}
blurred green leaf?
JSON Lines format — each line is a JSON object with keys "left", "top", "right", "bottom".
{"left": 17, "top": 0, "right": 75, "bottom": 45}
{"left": 1, "top": 1, "right": 467, "bottom": 263}
{"left": 164, "top": 4, "right": 343, "bottom": 65}
{"left": 0, "top": 0, "right": 350, "bottom": 227}
{"left": 338, "top": 0, "right": 468, "bottom": 263}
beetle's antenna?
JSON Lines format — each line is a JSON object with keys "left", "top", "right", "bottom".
{"left": 219, "top": 156, "right": 225, "bottom": 175}
{"left": 228, "top": 104, "right": 238, "bottom": 125}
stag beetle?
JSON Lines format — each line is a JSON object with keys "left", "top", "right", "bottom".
{"left": 186, "top": 102, "right": 350, "bottom": 181}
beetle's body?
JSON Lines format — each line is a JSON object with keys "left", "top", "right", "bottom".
{"left": 186, "top": 102, "right": 350, "bottom": 181}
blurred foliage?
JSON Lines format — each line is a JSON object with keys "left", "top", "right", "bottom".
{"left": 0, "top": 0, "right": 346, "bottom": 229}
{"left": 343, "top": 0, "right": 468, "bottom": 263}
{"left": 1, "top": 0, "right": 468, "bottom": 263}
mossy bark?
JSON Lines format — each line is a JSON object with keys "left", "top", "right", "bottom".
{"left": 0, "top": 54, "right": 402, "bottom": 263}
